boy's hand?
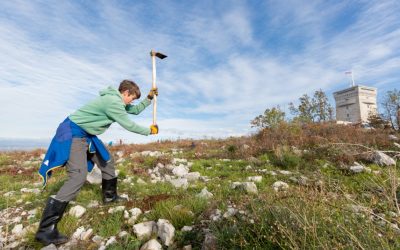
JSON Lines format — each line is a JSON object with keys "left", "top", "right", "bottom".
{"left": 150, "top": 124, "right": 159, "bottom": 134}
{"left": 147, "top": 88, "right": 158, "bottom": 100}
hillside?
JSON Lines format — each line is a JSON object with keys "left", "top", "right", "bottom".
{"left": 1, "top": 123, "right": 400, "bottom": 249}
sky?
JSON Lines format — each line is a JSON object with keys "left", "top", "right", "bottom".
{"left": 0, "top": 0, "right": 399, "bottom": 145}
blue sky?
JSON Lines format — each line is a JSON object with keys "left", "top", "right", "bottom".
{"left": 0, "top": 0, "right": 399, "bottom": 144}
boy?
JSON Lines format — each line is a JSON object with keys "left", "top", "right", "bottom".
{"left": 36, "top": 79, "right": 158, "bottom": 246}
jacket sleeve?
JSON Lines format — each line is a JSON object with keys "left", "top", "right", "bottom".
{"left": 125, "top": 98, "right": 151, "bottom": 115}
{"left": 105, "top": 100, "right": 151, "bottom": 136}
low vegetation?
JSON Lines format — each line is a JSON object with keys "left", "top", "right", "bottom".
{"left": 0, "top": 123, "right": 399, "bottom": 249}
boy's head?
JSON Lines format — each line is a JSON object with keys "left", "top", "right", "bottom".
{"left": 119, "top": 79, "right": 141, "bottom": 104}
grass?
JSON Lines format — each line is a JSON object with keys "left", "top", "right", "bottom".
{"left": 0, "top": 124, "right": 399, "bottom": 249}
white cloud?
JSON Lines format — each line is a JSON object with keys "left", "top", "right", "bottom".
{"left": 0, "top": 1, "right": 399, "bottom": 144}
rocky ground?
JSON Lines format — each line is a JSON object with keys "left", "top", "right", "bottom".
{"left": 1, "top": 126, "right": 400, "bottom": 249}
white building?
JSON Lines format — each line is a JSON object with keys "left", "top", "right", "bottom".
{"left": 333, "top": 85, "right": 377, "bottom": 123}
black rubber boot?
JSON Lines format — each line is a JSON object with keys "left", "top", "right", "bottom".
{"left": 102, "top": 177, "right": 128, "bottom": 203}
{"left": 35, "top": 197, "right": 69, "bottom": 246}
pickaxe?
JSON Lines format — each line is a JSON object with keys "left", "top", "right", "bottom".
{"left": 150, "top": 49, "right": 167, "bottom": 125}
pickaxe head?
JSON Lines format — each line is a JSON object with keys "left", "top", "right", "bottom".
{"left": 150, "top": 50, "right": 167, "bottom": 59}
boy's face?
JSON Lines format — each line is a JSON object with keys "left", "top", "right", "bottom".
{"left": 122, "top": 90, "right": 138, "bottom": 104}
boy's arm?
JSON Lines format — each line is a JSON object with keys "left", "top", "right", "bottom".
{"left": 125, "top": 98, "right": 151, "bottom": 115}
{"left": 106, "top": 101, "right": 151, "bottom": 135}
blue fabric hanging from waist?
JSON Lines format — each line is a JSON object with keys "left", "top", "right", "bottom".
{"left": 38, "top": 117, "right": 110, "bottom": 187}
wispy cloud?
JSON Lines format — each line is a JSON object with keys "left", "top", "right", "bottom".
{"left": 0, "top": 1, "right": 399, "bottom": 144}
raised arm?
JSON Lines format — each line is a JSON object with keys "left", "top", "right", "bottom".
{"left": 125, "top": 98, "right": 151, "bottom": 115}
{"left": 106, "top": 100, "right": 150, "bottom": 135}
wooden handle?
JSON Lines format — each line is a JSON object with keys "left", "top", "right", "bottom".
{"left": 151, "top": 52, "right": 157, "bottom": 125}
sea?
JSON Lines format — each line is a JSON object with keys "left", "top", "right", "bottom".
{"left": 0, "top": 138, "right": 50, "bottom": 151}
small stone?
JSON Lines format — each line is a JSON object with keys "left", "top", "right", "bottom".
{"left": 242, "top": 182, "right": 258, "bottom": 194}
{"left": 108, "top": 206, "right": 125, "bottom": 214}
{"left": 169, "top": 178, "right": 188, "bottom": 189}
{"left": 272, "top": 181, "right": 289, "bottom": 192}
{"left": 181, "top": 226, "right": 193, "bottom": 232}
{"left": 278, "top": 170, "right": 292, "bottom": 175}
{"left": 12, "top": 224, "right": 24, "bottom": 236}
{"left": 182, "top": 245, "right": 192, "bottom": 250}
{"left": 128, "top": 208, "right": 143, "bottom": 225}
{"left": 87, "top": 200, "right": 99, "bottom": 208}
{"left": 105, "top": 236, "right": 117, "bottom": 246}
{"left": 41, "top": 243, "right": 57, "bottom": 250}
{"left": 118, "top": 231, "right": 128, "bottom": 238}
{"left": 86, "top": 166, "right": 102, "bottom": 184}
{"left": 202, "top": 233, "right": 217, "bottom": 250}
{"left": 28, "top": 208, "right": 37, "bottom": 215}
{"left": 350, "top": 163, "right": 364, "bottom": 173}
{"left": 81, "top": 228, "right": 93, "bottom": 241}
{"left": 133, "top": 221, "right": 157, "bottom": 240}
{"left": 92, "top": 235, "right": 103, "bottom": 244}
{"left": 245, "top": 165, "right": 252, "bottom": 170}
{"left": 72, "top": 226, "right": 85, "bottom": 239}
{"left": 20, "top": 188, "right": 40, "bottom": 194}
{"left": 140, "top": 239, "right": 162, "bottom": 250}
{"left": 247, "top": 176, "right": 262, "bottom": 183}
{"left": 223, "top": 207, "right": 237, "bottom": 218}
{"left": 197, "top": 187, "right": 214, "bottom": 199}
{"left": 372, "top": 151, "right": 396, "bottom": 166}
{"left": 69, "top": 205, "right": 86, "bottom": 218}
{"left": 185, "top": 172, "right": 201, "bottom": 182}
{"left": 172, "top": 165, "right": 189, "bottom": 177}
{"left": 230, "top": 182, "right": 242, "bottom": 189}
{"left": 124, "top": 210, "right": 130, "bottom": 219}
{"left": 157, "top": 219, "right": 175, "bottom": 246}
{"left": 210, "top": 209, "right": 222, "bottom": 221}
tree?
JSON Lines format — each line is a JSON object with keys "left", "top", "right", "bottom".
{"left": 289, "top": 89, "right": 334, "bottom": 123}
{"left": 382, "top": 89, "right": 400, "bottom": 130}
{"left": 251, "top": 106, "right": 285, "bottom": 129}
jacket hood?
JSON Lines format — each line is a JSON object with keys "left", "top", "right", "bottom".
{"left": 99, "top": 86, "right": 122, "bottom": 98}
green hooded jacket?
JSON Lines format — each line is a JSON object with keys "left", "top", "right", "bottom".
{"left": 69, "top": 86, "right": 151, "bottom": 136}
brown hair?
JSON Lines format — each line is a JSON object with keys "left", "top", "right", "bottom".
{"left": 118, "top": 79, "right": 141, "bottom": 98}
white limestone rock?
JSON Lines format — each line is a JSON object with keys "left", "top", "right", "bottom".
{"left": 242, "top": 182, "right": 258, "bottom": 194}
{"left": 108, "top": 206, "right": 125, "bottom": 214}
{"left": 92, "top": 235, "right": 103, "bottom": 244}
{"left": 169, "top": 178, "right": 188, "bottom": 189}
{"left": 210, "top": 209, "right": 222, "bottom": 221}
{"left": 247, "top": 176, "right": 263, "bottom": 183}
{"left": 69, "top": 205, "right": 86, "bottom": 218}
{"left": 105, "top": 236, "right": 117, "bottom": 246}
{"left": 223, "top": 207, "right": 238, "bottom": 218}
{"left": 272, "top": 181, "right": 289, "bottom": 192}
{"left": 181, "top": 226, "right": 193, "bottom": 232}
{"left": 140, "top": 239, "right": 162, "bottom": 250}
{"left": 12, "top": 224, "right": 24, "bottom": 237}
{"left": 133, "top": 221, "right": 157, "bottom": 240}
{"left": 372, "top": 151, "right": 396, "bottom": 166}
{"left": 118, "top": 231, "right": 129, "bottom": 238}
{"left": 350, "top": 162, "right": 365, "bottom": 173}
{"left": 278, "top": 170, "right": 292, "bottom": 175}
{"left": 81, "top": 228, "right": 93, "bottom": 241}
{"left": 72, "top": 226, "right": 86, "bottom": 240}
{"left": 197, "top": 187, "right": 214, "bottom": 199}
{"left": 185, "top": 172, "right": 201, "bottom": 182}
{"left": 157, "top": 219, "right": 175, "bottom": 246}
{"left": 202, "top": 232, "right": 217, "bottom": 250}
{"left": 86, "top": 166, "right": 102, "bottom": 184}
{"left": 20, "top": 188, "right": 40, "bottom": 194}
{"left": 172, "top": 164, "right": 189, "bottom": 177}
{"left": 128, "top": 208, "right": 143, "bottom": 225}
{"left": 41, "top": 243, "right": 58, "bottom": 250}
